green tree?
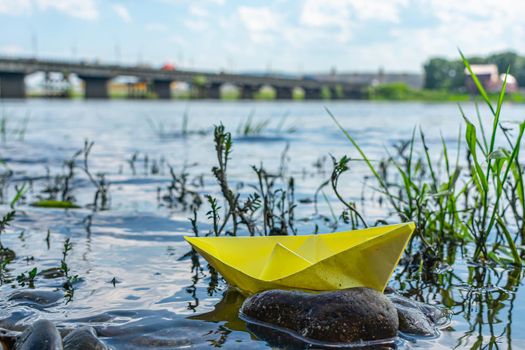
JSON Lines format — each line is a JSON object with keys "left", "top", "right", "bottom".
{"left": 423, "top": 58, "right": 465, "bottom": 90}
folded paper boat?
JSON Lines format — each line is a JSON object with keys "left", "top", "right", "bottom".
{"left": 184, "top": 222, "right": 415, "bottom": 295}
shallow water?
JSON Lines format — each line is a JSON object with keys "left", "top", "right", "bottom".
{"left": 0, "top": 99, "right": 524, "bottom": 349}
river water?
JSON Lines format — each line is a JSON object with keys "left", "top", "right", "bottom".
{"left": 0, "top": 99, "right": 524, "bottom": 349}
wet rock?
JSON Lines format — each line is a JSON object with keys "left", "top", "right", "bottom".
{"left": 39, "top": 268, "right": 65, "bottom": 279}
{"left": 388, "top": 294, "right": 444, "bottom": 324}
{"left": 383, "top": 286, "right": 396, "bottom": 294}
{"left": 0, "top": 327, "right": 19, "bottom": 350}
{"left": 0, "top": 311, "right": 32, "bottom": 332}
{"left": 63, "top": 326, "right": 108, "bottom": 350}
{"left": 387, "top": 294, "right": 444, "bottom": 336}
{"left": 14, "top": 319, "right": 62, "bottom": 350}
{"left": 9, "top": 290, "right": 64, "bottom": 307}
{"left": 240, "top": 288, "right": 398, "bottom": 344}
{"left": 396, "top": 306, "right": 435, "bottom": 336}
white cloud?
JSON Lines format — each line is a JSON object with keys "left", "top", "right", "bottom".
{"left": 0, "top": 0, "right": 31, "bottom": 15}
{"left": 36, "top": 0, "right": 98, "bottom": 20}
{"left": 300, "top": 0, "right": 408, "bottom": 42}
{"left": 0, "top": 0, "right": 98, "bottom": 20}
{"left": 189, "top": 4, "right": 208, "bottom": 17}
{"left": 112, "top": 3, "right": 132, "bottom": 22}
{"left": 237, "top": 6, "right": 282, "bottom": 44}
{"left": 301, "top": 0, "right": 408, "bottom": 27}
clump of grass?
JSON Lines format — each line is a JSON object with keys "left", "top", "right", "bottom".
{"left": 159, "top": 164, "right": 203, "bottom": 211}
{"left": 236, "top": 110, "right": 270, "bottom": 136}
{"left": 193, "top": 124, "right": 298, "bottom": 237}
{"left": 16, "top": 267, "right": 37, "bottom": 288}
{"left": 327, "top": 52, "right": 525, "bottom": 267}
{"left": 237, "top": 110, "right": 295, "bottom": 137}
{"left": 147, "top": 110, "right": 207, "bottom": 139}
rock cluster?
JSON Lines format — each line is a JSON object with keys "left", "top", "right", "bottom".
{"left": 1, "top": 320, "right": 107, "bottom": 350}
{"left": 241, "top": 287, "right": 445, "bottom": 347}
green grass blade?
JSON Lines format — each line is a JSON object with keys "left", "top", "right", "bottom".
{"left": 459, "top": 49, "right": 495, "bottom": 115}
{"left": 496, "top": 216, "right": 522, "bottom": 265}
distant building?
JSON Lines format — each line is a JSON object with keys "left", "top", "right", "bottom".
{"left": 464, "top": 64, "right": 518, "bottom": 93}
{"left": 500, "top": 73, "right": 519, "bottom": 92}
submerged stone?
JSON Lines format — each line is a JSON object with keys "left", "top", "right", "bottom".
{"left": 240, "top": 288, "right": 398, "bottom": 344}
{"left": 0, "top": 327, "right": 19, "bottom": 350}
{"left": 38, "top": 268, "right": 65, "bottom": 279}
{"left": 9, "top": 290, "right": 64, "bottom": 307}
{"left": 63, "top": 327, "right": 108, "bottom": 350}
{"left": 0, "top": 311, "right": 32, "bottom": 332}
{"left": 396, "top": 306, "right": 435, "bottom": 336}
{"left": 387, "top": 293, "right": 444, "bottom": 336}
{"left": 14, "top": 319, "right": 62, "bottom": 350}
{"left": 387, "top": 294, "right": 444, "bottom": 323}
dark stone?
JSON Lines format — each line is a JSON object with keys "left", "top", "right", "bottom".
{"left": 396, "top": 306, "right": 435, "bottom": 336}
{"left": 14, "top": 319, "right": 62, "bottom": 350}
{"left": 39, "top": 268, "right": 65, "bottom": 279}
{"left": 0, "top": 311, "right": 32, "bottom": 332}
{"left": 387, "top": 294, "right": 444, "bottom": 336}
{"left": 0, "top": 327, "right": 19, "bottom": 350}
{"left": 63, "top": 327, "right": 108, "bottom": 350}
{"left": 387, "top": 294, "right": 444, "bottom": 323}
{"left": 383, "top": 286, "right": 396, "bottom": 294}
{"left": 240, "top": 288, "right": 398, "bottom": 344}
{"left": 9, "top": 290, "right": 64, "bottom": 307}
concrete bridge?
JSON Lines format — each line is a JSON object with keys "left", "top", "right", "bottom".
{"left": 0, "top": 56, "right": 366, "bottom": 100}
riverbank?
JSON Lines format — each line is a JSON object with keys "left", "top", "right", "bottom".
{"left": 367, "top": 82, "right": 525, "bottom": 103}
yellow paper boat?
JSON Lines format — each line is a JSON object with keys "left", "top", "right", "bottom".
{"left": 184, "top": 222, "right": 415, "bottom": 295}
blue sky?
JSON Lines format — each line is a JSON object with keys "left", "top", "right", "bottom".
{"left": 0, "top": 0, "right": 524, "bottom": 73}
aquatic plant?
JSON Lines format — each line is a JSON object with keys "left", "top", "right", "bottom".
{"left": 81, "top": 140, "right": 111, "bottom": 211}
{"left": 147, "top": 110, "right": 207, "bottom": 139}
{"left": 192, "top": 124, "right": 298, "bottom": 237}
{"left": 60, "top": 237, "right": 79, "bottom": 302}
{"left": 16, "top": 267, "right": 37, "bottom": 288}
{"left": 328, "top": 53, "right": 525, "bottom": 266}
{"left": 0, "top": 110, "right": 30, "bottom": 143}
{"left": 0, "top": 185, "right": 27, "bottom": 285}
{"left": 159, "top": 164, "right": 203, "bottom": 210}
{"left": 236, "top": 110, "right": 270, "bottom": 136}
{"left": 236, "top": 110, "right": 295, "bottom": 137}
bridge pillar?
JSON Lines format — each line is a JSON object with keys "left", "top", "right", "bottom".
{"left": 341, "top": 88, "right": 364, "bottom": 99}
{"left": 330, "top": 87, "right": 343, "bottom": 100}
{"left": 207, "top": 83, "right": 222, "bottom": 99}
{"left": 80, "top": 76, "right": 110, "bottom": 99}
{"left": 275, "top": 87, "right": 293, "bottom": 100}
{"left": 0, "top": 72, "right": 26, "bottom": 99}
{"left": 303, "top": 88, "right": 322, "bottom": 100}
{"left": 152, "top": 80, "right": 172, "bottom": 99}
{"left": 240, "top": 85, "right": 259, "bottom": 100}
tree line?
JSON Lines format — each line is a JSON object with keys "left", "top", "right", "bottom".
{"left": 424, "top": 51, "right": 525, "bottom": 90}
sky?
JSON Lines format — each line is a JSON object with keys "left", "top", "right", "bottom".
{"left": 0, "top": 0, "right": 524, "bottom": 74}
